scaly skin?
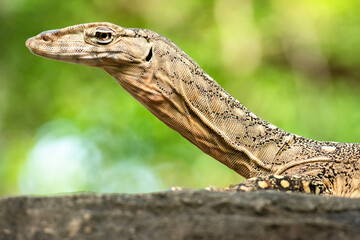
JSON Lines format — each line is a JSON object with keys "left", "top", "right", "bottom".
{"left": 26, "top": 23, "right": 360, "bottom": 197}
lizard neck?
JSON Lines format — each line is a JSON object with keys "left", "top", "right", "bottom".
{"left": 105, "top": 38, "right": 291, "bottom": 178}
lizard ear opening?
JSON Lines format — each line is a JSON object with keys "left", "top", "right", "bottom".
{"left": 146, "top": 47, "right": 153, "bottom": 62}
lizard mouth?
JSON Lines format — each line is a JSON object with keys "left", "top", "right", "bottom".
{"left": 26, "top": 30, "right": 86, "bottom": 57}
{"left": 26, "top": 23, "right": 150, "bottom": 67}
{"left": 26, "top": 31, "right": 110, "bottom": 66}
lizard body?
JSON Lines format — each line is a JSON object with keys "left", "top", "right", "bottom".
{"left": 26, "top": 23, "right": 360, "bottom": 197}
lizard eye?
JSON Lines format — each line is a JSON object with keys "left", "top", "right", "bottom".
{"left": 95, "top": 31, "right": 113, "bottom": 45}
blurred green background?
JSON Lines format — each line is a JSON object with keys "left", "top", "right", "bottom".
{"left": 1, "top": 0, "right": 360, "bottom": 195}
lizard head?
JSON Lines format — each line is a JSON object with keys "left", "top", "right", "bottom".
{"left": 26, "top": 22, "right": 182, "bottom": 121}
{"left": 26, "top": 22, "right": 153, "bottom": 68}
{"left": 26, "top": 22, "right": 186, "bottom": 107}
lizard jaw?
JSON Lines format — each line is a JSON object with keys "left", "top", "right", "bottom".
{"left": 26, "top": 24, "right": 150, "bottom": 67}
{"left": 26, "top": 31, "right": 104, "bottom": 66}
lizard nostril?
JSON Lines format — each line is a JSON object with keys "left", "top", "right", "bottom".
{"left": 41, "top": 34, "right": 52, "bottom": 42}
{"left": 39, "top": 29, "right": 60, "bottom": 42}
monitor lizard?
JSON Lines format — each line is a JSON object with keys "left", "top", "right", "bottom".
{"left": 26, "top": 22, "right": 360, "bottom": 198}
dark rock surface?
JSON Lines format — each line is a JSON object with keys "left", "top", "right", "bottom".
{"left": 0, "top": 190, "right": 360, "bottom": 240}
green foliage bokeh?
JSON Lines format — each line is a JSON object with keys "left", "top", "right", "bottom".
{"left": 1, "top": 0, "right": 360, "bottom": 195}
